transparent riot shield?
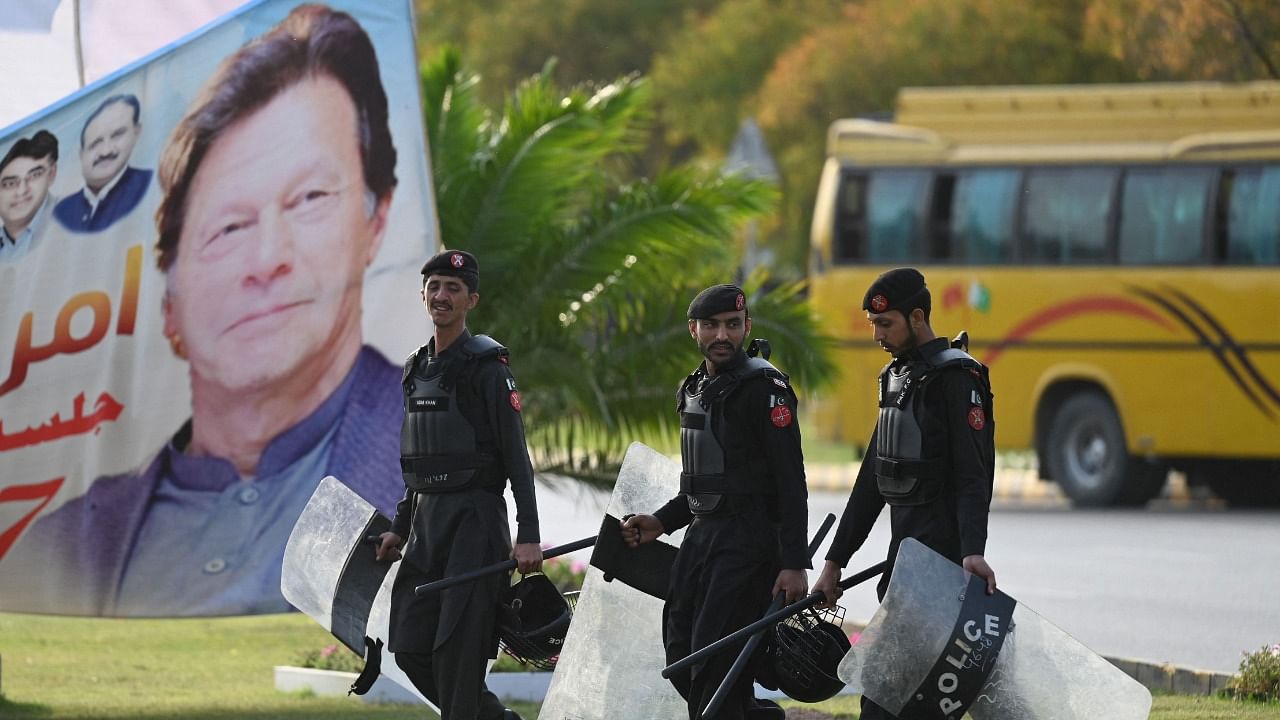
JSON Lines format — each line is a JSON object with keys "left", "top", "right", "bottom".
{"left": 281, "top": 476, "right": 430, "bottom": 707}
{"left": 839, "top": 538, "right": 1151, "bottom": 720}
{"left": 538, "top": 442, "right": 688, "bottom": 720}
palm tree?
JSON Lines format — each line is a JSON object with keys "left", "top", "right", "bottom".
{"left": 421, "top": 47, "right": 837, "bottom": 483}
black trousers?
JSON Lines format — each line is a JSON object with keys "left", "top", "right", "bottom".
{"left": 663, "top": 514, "right": 780, "bottom": 720}
{"left": 395, "top": 647, "right": 507, "bottom": 720}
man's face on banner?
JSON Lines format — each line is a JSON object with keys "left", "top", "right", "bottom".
{"left": 164, "top": 75, "right": 387, "bottom": 393}
{"left": 0, "top": 155, "right": 56, "bottom": 233}
{"left": 80, "top": 101, "right": 140, "bottom": 192}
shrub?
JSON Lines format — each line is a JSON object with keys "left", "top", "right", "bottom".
{"left": 295, "top": 643, "right": 366, "bottom": 674}
{"left": 1231, "top": 643, "right": 1280, "bottom": 702}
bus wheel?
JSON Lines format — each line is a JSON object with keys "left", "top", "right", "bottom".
{"left": 1046, "top": 392, "right": 1165, "bottom": 507}
{"left": 1194, "top": 462, "right": 1280, "bottom": 507}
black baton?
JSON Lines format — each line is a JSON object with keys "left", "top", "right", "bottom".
{"left": 413, "top": 535, "right": 596, "bottom": 597}
{"left": 663, "top": 560, "right": 887, "bottom": 679}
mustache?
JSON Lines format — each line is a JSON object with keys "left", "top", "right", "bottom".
{"left": 92, "top": 152, "right": 120, "bottom": 167}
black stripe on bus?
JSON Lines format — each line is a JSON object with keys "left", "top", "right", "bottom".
{"left": 1162, "top": 286, "right": 1280, "bottom": 411}
{"left": 1128, "top": 287, "right": 1275, "bottom": 420}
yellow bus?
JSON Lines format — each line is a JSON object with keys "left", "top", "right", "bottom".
{"left": 808, "top": 82, "right": 1280, "bottom": 507}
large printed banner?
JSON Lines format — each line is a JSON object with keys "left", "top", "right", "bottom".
{"left": 0, "top": 0, "right": 435, "bottom": 616}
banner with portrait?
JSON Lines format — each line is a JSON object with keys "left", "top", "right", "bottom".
{"left": 0, "top": 0, "right": 436, "bottom": 617}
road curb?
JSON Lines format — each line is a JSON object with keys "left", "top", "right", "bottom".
{"left": 1105, "top": 656, "right": 1236, "bottom": 696}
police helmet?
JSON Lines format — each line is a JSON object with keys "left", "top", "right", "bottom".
{"left": 496, "top": 573, "right": 575, "bottom": 670}
{"left": 771, "top": 605, "right": 851, "bottom": 703}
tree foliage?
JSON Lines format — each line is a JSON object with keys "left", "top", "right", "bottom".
{"left": 648, "top": 0, "right": 840, "bottom": 155}
{"left": 1084, "top": 0, "right": 1280, "bottom": 80}
{"left": 416, "top": 0, "right": 720, "bottom": 107}
{"left": 421, "top": 47, "right": 838, "bottom": 483}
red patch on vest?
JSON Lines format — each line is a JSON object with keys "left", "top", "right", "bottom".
{"left": 770, "top": 405, "right": 793, "bottom": 428}
{"left": 450, "top": 252, "right": 465, "bottom": 268}
{"left": 509, "top": 391, "right": 522, "bottom": 412}
{"left": 967, "top": 406, "right": 985, "bottom": 431}
{"left": 870, "top": 294, "right": 888, "bottom": 312}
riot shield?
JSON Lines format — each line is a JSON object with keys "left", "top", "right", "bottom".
{"left": 538, "top": 442, "right": 687, "bottom": 720}
{"left": 281, "top": 476, "right": 430, "bottom": 707}
{"left": 839, "top": 538, "right": 1151, "bottom": 720}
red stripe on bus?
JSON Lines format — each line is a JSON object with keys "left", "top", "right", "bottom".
{"left": 981, "top": 296, "right": 1176, "bottom": 366}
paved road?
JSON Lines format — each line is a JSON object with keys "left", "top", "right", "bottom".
{"left": 526, "top": 478, "right": 1280, "bottom": 675}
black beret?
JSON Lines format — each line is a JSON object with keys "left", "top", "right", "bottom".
{"left": 420, "top": 249, "right": 479, "bottom": 292}
{"left": 688, "top": 284, "right": 748, "bottom": 319}
{"left": 862, "top": 267, "right": 929, "bottom": 316}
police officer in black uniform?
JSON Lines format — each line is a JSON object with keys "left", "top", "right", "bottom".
{"left": 623, "top": 284, "right": 809, "bottom": 720}
{"left": 813, "top": 268, "right": 997, "bottom": 720}
{"left": 374, "top": 250, "right": 542, "bottom": 720}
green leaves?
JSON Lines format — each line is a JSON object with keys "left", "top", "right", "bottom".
{"left": 420, "top": 47, "right": 836, "bottom": 482}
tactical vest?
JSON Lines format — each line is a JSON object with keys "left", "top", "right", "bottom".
{"left": 874, "top": 344, "right": 990, "bottom": 506}
{"left": 678, "top": 354, "right": 786, "bottom": 515}
{"left": 399, "top": 335, "right": 507, "bottom": 493}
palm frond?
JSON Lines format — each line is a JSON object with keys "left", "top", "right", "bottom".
{"left": 420, "top": 51, "right": 838, "bottom": 483}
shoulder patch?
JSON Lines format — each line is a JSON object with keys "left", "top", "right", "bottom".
{"left": 967, "top": 406, "right": 986, "bottom": 431}
{"left": 770, "top": 405, "right": 793, "bottom": 428}
{"left": 772, "top": 377, "right": 787, "bottom": 389}
{"left": 509, "top": 390, "right": 522, "bottom": 413}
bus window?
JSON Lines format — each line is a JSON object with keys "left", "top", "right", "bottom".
{"left": 834, "top": 171, "right": 867, "bottom": 263}
{"left": 1119, "top": 167, "right": 1213, "bottom": 264}
{"left": 952, "top": 169, "right": 1020, "bottom": 264}
{"left": 867, "top": 169, "right": 930, "bottom": 262}
{"left": 1022, "top": 168, "right": 1117, "bottom": 264}
{"left": 1223, "top": 165, "right": 1280, "bottom": 265}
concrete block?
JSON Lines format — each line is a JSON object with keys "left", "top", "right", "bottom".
{"left": 1170, "top": 667, "right": 1212, "bottom": 696}
{"left": 1135, "top": 661, "right": 1174, "bottom": 692}
{"left": 1210, "top": 672, "right": 1237, "bottom": 695}
{"left": 1105, "top": 656, "right": 1141, "bottom": 682}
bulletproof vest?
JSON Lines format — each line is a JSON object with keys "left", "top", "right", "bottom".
{"left": 678, "top": 355, "right": 783, "bottom": 515}
{"left": 874, "top": 345, "right": 986, "bottom": 506}
{"left": 399, "top": 335, "right": 506, "bottom": 493}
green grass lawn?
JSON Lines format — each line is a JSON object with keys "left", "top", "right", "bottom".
{"left": 1, "top": 611, "right": 1275, "bottom": 719}
{"left": 785, "top": 693, "right": 1280, "bottom": 719}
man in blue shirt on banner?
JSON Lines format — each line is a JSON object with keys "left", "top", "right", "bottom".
{"left": 53, "top": 93, "right": 153, "bottom": 233}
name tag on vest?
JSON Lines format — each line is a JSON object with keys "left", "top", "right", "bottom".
{"left": 409, "top": 397, "right": 449, "bottom": 412}
{"left": 680, "top": 412, "right": 706, "bottom": 429}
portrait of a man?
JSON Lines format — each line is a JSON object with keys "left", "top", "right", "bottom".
{"left": 0, "top": 130, "right": 59, "bottom": 262}
{"left": 53, "top": 93, "right": 153, "bottom": 233}
{"left": 1, "top": 4, "right": 407, "bottom": 616}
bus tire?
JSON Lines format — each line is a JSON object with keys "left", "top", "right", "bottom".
{"left": 1195, "top": 462, "right": 1280, "bottom": 507}
{"left": 1046, "top": 391, "right": 1165, "bottom": 507}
